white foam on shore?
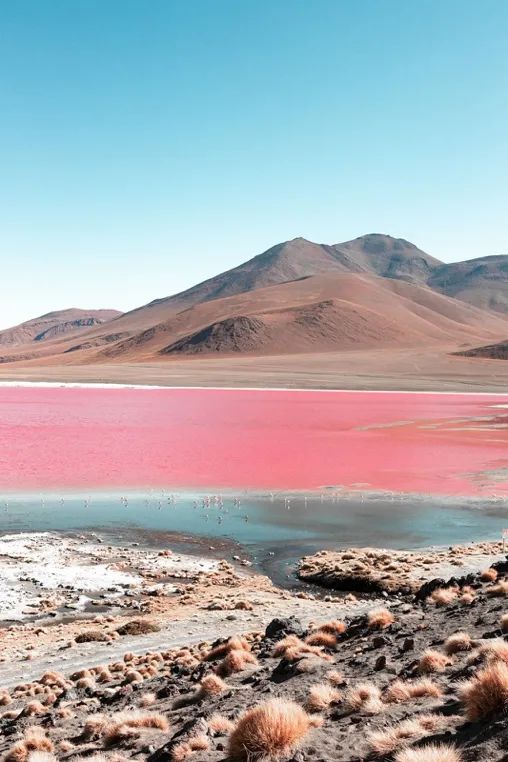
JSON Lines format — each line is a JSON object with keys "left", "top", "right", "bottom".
{"left": 0, "top": 380, "right": 507, "bottom": 396}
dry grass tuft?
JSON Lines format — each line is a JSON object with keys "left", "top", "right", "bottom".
{"left": 459, "top": 660, "right": 508, "bottom": 721}
{"left": 486, "top": 580, "right": 508, "bottom": 597}
{"left": 216, "top": 648, "right": 258, "bottom": 677}
{"left": 383, "top": 678, "right": 442, "bottom": 704}
{"left": 314, "top": 619, "right": 346, "bottom": 635}
{"left": 139, "top": 692, "right": 157, "bottom": 707}
{"left": 481, "top": 567, "right": 498, "bottom": 582}
{"left": 208, "top": 713, "right": 235, "bottom": 735}
{"left": 427, "top": 587, "right": 457, "bottom": 606}
{"left": 368, "top": 608, "right": 394, "bottom": 630}
{"left": 228, "top": 698, "right": 312, "bottom": 760}
{"left": 198, "top": 673, "right": 228, "bottom": 696}
{"left": 346, "top": 683, "right": 384, "bottom": 714}
{"left": 305, "top": 683, "right": 341, "bottom": 712}
{"left": 418, "top": 650, "right": 452, "bottom": 674}
{"left": 171, "top": 743, "right": 191, "bottom": 761}
{"left": 394, "top": 744, "right": 462, "bottom": 762}
{"left": 444, "top": 632, "right": 473, "bottom": 655}
{"left": 326, "top": 669, "right": 344, "bottom": 686}
{"left": 5, "top": 728, "right": 55, "bottom": 762}
{"left": 188, "top": 734, "right": 210, "bottom": 751}
{"left": 205, "top": 636, "right": 250, "bottom": 661}
{"left": 304, "top": 631, "right": 337, "bottom": 648}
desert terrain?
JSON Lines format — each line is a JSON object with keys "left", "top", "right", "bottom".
{"left": 2, "top": 534, "right": 508, "bottom": 761}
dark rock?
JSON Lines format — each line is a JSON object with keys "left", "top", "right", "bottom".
{"left": 402, "top": 637, "right": 415, "bottom": 652}
{"left": 374, "top": 655, "right": 387, "bottom": 671}
{"left": 265, "top": 617, "right": 304, "bottom": 640}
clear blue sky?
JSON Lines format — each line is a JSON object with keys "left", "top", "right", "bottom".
{"left": 1, "top": 0, "right": 507, "bottom": 328}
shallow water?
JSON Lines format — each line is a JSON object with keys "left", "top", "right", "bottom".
{"left": 1, "top": 490, "right": 507, "bottom": 555}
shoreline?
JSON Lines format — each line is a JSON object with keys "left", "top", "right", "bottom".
{"left": 0, "top": 379, "right": 508, "bottom": 396}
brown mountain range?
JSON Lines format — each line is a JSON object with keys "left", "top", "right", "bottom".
{"left": 1, "top": 233, "right": 508, "bottom": 370}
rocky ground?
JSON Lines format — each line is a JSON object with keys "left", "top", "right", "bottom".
{"left": 2, "top": 541, "right": 508, "bottom": 760}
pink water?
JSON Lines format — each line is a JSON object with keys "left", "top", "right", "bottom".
{"left": 0, "top": 386, "right": 507, "bottom": 496}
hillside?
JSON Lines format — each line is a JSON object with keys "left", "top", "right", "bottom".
{"left": 428, "top": 255, "right": 508, "bottom": 314}
{"left": 455, "top": 338, "right": 508, "bottom": 361}
{"left": 0, "top": 308, "right": 122, "bottom": 347}
{"left": 92, "top": 273, "right": 508, "bottom": 361}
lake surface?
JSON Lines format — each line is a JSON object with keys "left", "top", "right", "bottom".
{"left": 1, "top": 385, "right": 508, "bottom": 496}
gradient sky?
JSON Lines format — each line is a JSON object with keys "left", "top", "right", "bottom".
{"left": 1, "top": 0, "right": 507, "bottom": 328}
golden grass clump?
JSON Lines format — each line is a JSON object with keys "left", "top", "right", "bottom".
{"left": 383, "top": 678, "right": 442, "bottom": 703}
{"left": 216, "top": 648, "right": 258, "bottom": 677}
{"left": 272, "top": 635, "right": 331, "bottom": 663}
{"left": 305, "top": 683, "right": 341, "bottom": 712}
{"left": 418, "top": 650, "right": 452, "bottom": 674}
{"left": 487, "top": 580, "right": 508, "bottom": 597}
{"left": 23, "top": 701, "right": 47, "bottom": 716}
{"left": 103, "top": 711, "right": 169, "bottom": 746}
{"left": 444, "top": 632, "right": 473, "bottom": 655}
{"left": 346, "top": 683, "right": 384, "bottom": 714}
{"left": 198, "top": 673, "right": 228, "bottom": 696}
{"left": 368, "top": 719, "right": 422, "bottom": 756}
{"left": 171, "top": 742, "right": 191, "bottom": 761}
{"left": 204, "top": 636, "right": 250, "bottom": 661}
{"left": 314, "top": 619, "right": 346, "bottom": 635}
{"left": 427, "top": 587, "right": 458, "bottom": 606}
{"left": 394, "top": 744, "right": 462, "bottom": 762}
{"left": 208, "top": 713, "right": 235, "bottom": 735}
{"left": 326, "top": 669, "right": 344, "bottom": 686}
{"left": 304, "top": 631, "right": 337, "bottom": 648}
{"left": 4, "top": 728, "right": 55, "bottom": 762}
{"left": 368, "top": 608, "right": 395, "bottom": 630}
{"left": 459, "top": 660, "right": 508, "bottom": 721}
{"left": 188, "top": 734, "right": 210, "bottom": 751}
{"left": 228, "top": 698, "right": 312, "bottom": 760}
{"left": 481, "top": 567, "right": 498, "bottom": 582}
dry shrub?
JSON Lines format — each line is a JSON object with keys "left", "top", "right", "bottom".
{"left": 383, "top": 678, "right": 441, "bottom": 703}
{"left": 369, "top": 718, "right": 423, "bottom": 756}
{"left": 205, "top": 636, "right": 250, "bottom": 661}
{"left": 304, "top": 631, "right": 337, "bottom": 648}
{"left": 139, "top": 692, "right": 157, "bottom": 707}
{"left": 326, "top": 669, "right": 344, "bottom": 686}
{"left": 208, "top": 713, "right": 235, "bottom": 735}
{"left": 199, "top": 674, "right": 228, "bottom": 697}
{"left": 481, "top": 567, "right": 498, "bottom": 582}
{"left": 487, "top": 580, "right": 508, "bottom": 597}
{"left": 5, "top": 728, "right": 54, "bottom": 762}
{"left": 368, "top": 608, "right": 394, "bottom": 630}
{"left": 444, "top": 632, "right": 473, "bottom": 655}
{"left": 418, "top": 650, "right": 451, "bottom": 674}
{"left": 306, "top": 684, "right": 340, "bottom": 712}
{"left": 346, "top": 683, "right": 384, "bottom": 714}
{"left": 459, "top": 660, "right": 508, "bottom": 721}
{"left": 172, "top": 743, "right": 191, "bottom": 761}
{"left": 216, "top": 648, "right": 258, "bottom": 677}
{"left": 394, "top": 744, "right": 462, "bottom": 762}
{"left": 315, "top": 619, "right": 346, "bottom": 635}
{"left": 427, "top": 587, "right": 457, "bottom": 606}
{"left": 188, "top": 734, "right": 210, "bottom": 751}
{"left": 228, "top": 698, "right": 312, "bottom": 760}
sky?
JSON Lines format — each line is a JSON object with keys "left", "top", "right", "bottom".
{"left": 0, "top": 0, "right": 507, "bottom": 329}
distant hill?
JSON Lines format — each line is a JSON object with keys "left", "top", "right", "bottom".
{"left": 428, "top": 255, "right": 508, "bottom": 314}
{"left": 0, "top": 309, "right": 122, "bottom": 347}
{"left": 92, "top": 272, "right": 508, "bottom": 361}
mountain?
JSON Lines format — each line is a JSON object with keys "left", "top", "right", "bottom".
{"left": 140, "top": 233, "right": 441, "bottom": 316}
{"left": 428, "top": 256, "right": 508, "bottom": 314}
{"left": 0, "top": 309, "right": 123, "bottom": 347}
{"left": 88, "top": 272, "right": 508, "bottom": 361}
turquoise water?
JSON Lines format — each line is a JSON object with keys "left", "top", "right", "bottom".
{"left": 1, "top": 490, "right": 507, "bottom": 551}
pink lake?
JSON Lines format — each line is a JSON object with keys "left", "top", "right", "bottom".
{"left": 0, "top": 386, "right": 507, "bottom": 496}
